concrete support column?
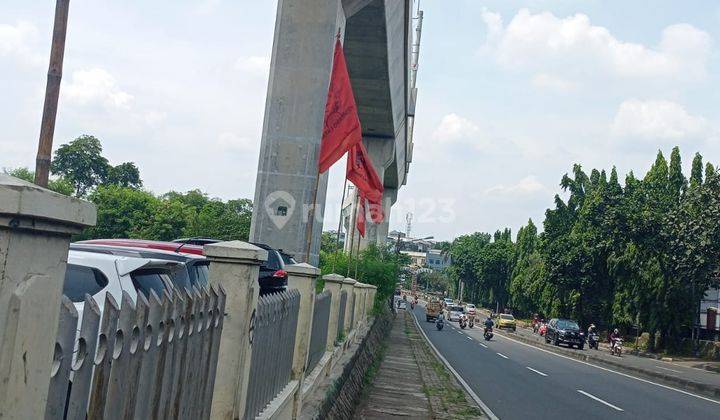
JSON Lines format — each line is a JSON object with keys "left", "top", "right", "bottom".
{"left": 250, "top": 0, "right": 347, "bottom": 266}
{"left": 375, "top": 187, "right": 397, "bottom": 247}
{"left": 322, "top": 273, "right": 345, "bottom": 350}
{"left": 286, "top": 263, "right": 319, "bottom": 418}
{"left": 206, "top": 241, "right": 267, "bottom": 420}
{"left": 0, "top": 175, "right": 96, "bottom": 419}
{"left": 342, "top": 278, "right": 357, "bottom": 333}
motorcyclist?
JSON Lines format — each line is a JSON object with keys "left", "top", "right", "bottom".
{"left": 484, "top": 317, "right": 494, "bottom": 333}
{"left": 587, "top": 323, "right": 597, "bottom": 335}
{"left": 609, "top": 328, "right": 620, "bottom": 349}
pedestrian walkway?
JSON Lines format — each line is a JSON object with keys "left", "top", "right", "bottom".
{"left": 355, "top": 312, "right": 432, "bottom": 419}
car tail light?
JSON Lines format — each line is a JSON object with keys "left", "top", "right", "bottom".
{"left": 273, "top": 269, "right": 287, "bottom": 278}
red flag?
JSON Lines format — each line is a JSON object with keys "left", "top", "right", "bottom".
{"left": 356, "top": 194, "right": 367, "bottom": 237}
{"left": 367, "top": 196, "right": 384, "bottom": 223}
{"left": 347, "top": 142, "right": 384, "bottom": 205}
{"left": 318, "top": 39, "right": 362, "bottom": 173}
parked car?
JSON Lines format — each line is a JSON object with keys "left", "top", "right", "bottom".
{"left": 70, "top": 243, "right": 210, "bottom": 289}
{"left": 545, "top": 318, "right": 585, "bottom": 349}
{"left": 172, "top": 237, "right": 221, "bottom": 246}
{"left": 447, "top": 305, "right": 465, "bottom": 322}
{"left": 63, "top": 250, "right": 179, "bottom": 320}
{"left": 497, "top": 313, "right": 517, "bottom": 331}
{"left": 78, "top": 239, "right": 289, "bottom": 295}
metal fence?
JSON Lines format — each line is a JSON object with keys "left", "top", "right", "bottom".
{"left": 244, "top": 289, "right": 301, "bottom": 419}
{"left": 306, "top": 291, "right": 332, "bottom": 373}
{"left": 45, "top": 286, "right": 226, "bottom": 420}
{"left": 337, "top": 290, "right": 347, "bottom": 341}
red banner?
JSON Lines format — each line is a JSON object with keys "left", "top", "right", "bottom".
{"left": 318, "top": 39, "right": 362, "bottom": 173}
{"left": 347, "top": 142, "right": 384, "bottom": 206}
{"left": 356, "top": 194, "right": 367, "bottom": 238}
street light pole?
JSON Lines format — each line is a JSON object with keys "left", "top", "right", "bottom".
{"left": 35, "top": 0, "right": 70, "bottom": 187}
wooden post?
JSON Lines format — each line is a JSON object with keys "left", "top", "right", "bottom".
{"left": 35, "top": 0, "right": 70, "bottom": 187}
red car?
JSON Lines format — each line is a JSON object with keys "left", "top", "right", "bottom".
{"left": 79, "top": 239, "right": 205, "bottom": 255}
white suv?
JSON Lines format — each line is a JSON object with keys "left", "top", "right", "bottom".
{"left": 63, "top": 250, "right": 180, "bottom": 318}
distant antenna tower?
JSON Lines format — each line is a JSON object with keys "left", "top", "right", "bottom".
{"left": 405, "top": 213, "right": 413, "bottom": 239}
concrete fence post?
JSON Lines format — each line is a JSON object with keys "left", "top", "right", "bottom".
{"left": 286, "top": 263, "right": 319, "bottom": 418}
{"left": 342, "top": 278, "right": 357, "bottom": 334}
{"left": 322, "top": 273, "right": 345, "bottom": 351}
{"left": 352, "top": 282, "right": 364, "bottom": 330}
{"left": 0, "top": 175, "right": 96, "bottom": 419}
{"left": 366, "top": 284, "right": 377, "bottom": 316}
{"left": 206, "top": 241, "right": 267, "bottom": 420}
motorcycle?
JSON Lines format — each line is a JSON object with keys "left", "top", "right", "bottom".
{"left": 611, "top": 338, "right": 623, "bottom": 356}
{"left": 468, "top": 315, "right": 474, "bottom": 329}
{"left": 410, "top": 301, "right": 415, "bottom": 310}
{"left": 436, "top": 316, "right": 445, "bottom": 331}
{"left": 459, "top": 315, "right": 468, "bottom": 329}
{"left": 484, "top": 326, "right": 494, "bottom": 341}
{"left": 588, "top": 333, "right": 599, "bottom": 350}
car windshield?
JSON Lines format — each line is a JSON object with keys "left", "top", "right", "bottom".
{"left": 131, "top": 268, "right": 171, "bottom": 299}
{"left": 557, "top": 320, "right": 580, "bottom": 330}
{"left": 500, "top": 314, "right": 514, "bottom": 320}
{"left": 263, "top": 250, "right": 282, "bottom": 271}
{"left": 467, "top": 305, "right": 475, "bottom": 309}
{"left": 63, "top": 263, "right": 109, "bottom": 302}
{"left": 451, "top": 306, "right": 464, "bottom": 312}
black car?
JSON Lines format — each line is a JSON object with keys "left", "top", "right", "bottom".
{"left": 172, "top": 238, "right": 293, "bottom": 295}
{"left": 545, "top": 318, "right": 585, "bottom": 349}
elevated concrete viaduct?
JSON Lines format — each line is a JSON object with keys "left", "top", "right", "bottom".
{"left": 250, "top": 0, "right": 418, "bottom": 264}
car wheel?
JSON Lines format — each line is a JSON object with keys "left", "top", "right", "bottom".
{"left": 554, "top": 337, "right": 560, "bottom": 346}
{"left": 545, "top": 335, "right": 550, "bottom": 344}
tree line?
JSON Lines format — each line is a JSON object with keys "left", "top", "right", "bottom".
{"left": 4, "top": 135, "right": 252, "bottom": 242}
{"left": 447, "top": 147, "right": 720, "bottom": 351}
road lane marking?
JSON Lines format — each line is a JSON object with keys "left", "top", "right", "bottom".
{"left": 491, "top": 330, "right": 720, "bottom": 406}
{"left": 577, "top": 390, "right": 624, "bottom": 411}
{"left": 410, "top": 311, "right": 500, "bottom": 420}
{"left": 526, "top": 367, "right": 547, "bottom": 376}
{"left": 496, "top": 352, "right": 509, "bottom": 359}
{"left": 466, "top": 336, "right": 473, "bottom": 340}
{"left": 479, "top": 343, "right": 488, "bottom": 348}
{"left": 656, "top": 366, "right": 681, "bottom": 373}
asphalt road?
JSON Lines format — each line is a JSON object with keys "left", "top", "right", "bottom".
{"left": 411, "top": 305, "right": 720, "bottom": 420}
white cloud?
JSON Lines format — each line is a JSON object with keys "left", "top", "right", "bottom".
{"left": 432, "top": 113, "right": 480, "bottom": 141}
{"left": 611, "top": 99, "right": 713, "bottom": 141}
{"left": 482, "top": 8, "right": 710, "bottom": 81}
{"left": 0, "top": 21, "right": 42, "bottom": 65}
{"left": 485, "top": 176, "right": 548, "bottom": 196}
{"left": 217, "top": 132, "right": 258, "bottom": 153}
{"left": 531, "top": 73, "right": 577, "bottom": 92}
{"left": 63, "top": 68, "right": 133, "bottom": 109}
{"left": 234, "top": 55, "right": 270, "bottom": 76}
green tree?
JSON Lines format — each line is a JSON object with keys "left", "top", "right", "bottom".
{"left": 106, "top": 162, "right": 142, "bottom": 189}
{"left": 3, "top": 167, "right": 74, "bottom": 196}
{"left": 51, "top": 135, "right": 110, "bottom": 196}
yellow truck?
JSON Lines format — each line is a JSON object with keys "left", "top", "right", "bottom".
{"left": 425, "top": 300, "right": 443, "bottom": 322}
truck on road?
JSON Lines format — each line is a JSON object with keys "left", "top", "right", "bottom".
{"left": 425, "top": 300, "right": 443, "bottom": 322}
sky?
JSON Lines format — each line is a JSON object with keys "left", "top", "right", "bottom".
{"left": 2, "top": 0, "right": 720, "bottom": 242}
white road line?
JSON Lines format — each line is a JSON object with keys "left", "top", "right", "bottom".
{"left": 478, "top": 343, "right": 488, "bottom": 348}
{"left": 496, "top": 352, "right": 509, "bottom": 359}
{"left": 491, "top": 331, "right": 720, "bottom": 406}
{"left": 577, "top": 390, "right": 624, "bottom": 411}
{"left": 410, "top": 311, "right": 500, "bottom": 420}
{"left": 466, "top": 336, "right": 473, "bottom": 340}
{"left": 526, "top": 367, "right": 548, "bottom": 377}
{"left": 656, "top": 366, "right": 681, "bottom": 373}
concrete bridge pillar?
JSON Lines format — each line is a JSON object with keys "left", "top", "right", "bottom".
{"left": 250, "top": 0, "right": 347, "bottom": 266}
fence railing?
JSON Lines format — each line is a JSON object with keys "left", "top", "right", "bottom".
{"left": 244, "top": 289, "right": 301, "bottom": 419}
{"left": 337, "top": 290, "right": 347, "bottom": 341}
{"left": 306, "top": 291, "right": 332, "bottom": 373}
{"left": 45, "top": 286, "right": 226, "bottom": 420}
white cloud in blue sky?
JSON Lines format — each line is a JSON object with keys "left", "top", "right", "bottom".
{"left": 2, "top": 1, "right": 720, "bottom": 241}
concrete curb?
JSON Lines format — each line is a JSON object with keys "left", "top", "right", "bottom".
{"left": 409, "top": 310, "right": 498, "bottom": 420}
{"left": 493, "top": 328, "right": 720, "bottom": 399}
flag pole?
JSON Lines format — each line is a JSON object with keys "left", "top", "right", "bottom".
{"left": 304, "top": 28, "right": 344, "bottom": 264}
{"left": 346, "top": 190, "right": 358, "bottom": 277}
{"left": 331, "top": 176, "right": 348, "bottom": 273}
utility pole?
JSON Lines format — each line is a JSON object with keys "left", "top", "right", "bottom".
{"left": 35, "top": 0, "right": 70, "bottom": 187}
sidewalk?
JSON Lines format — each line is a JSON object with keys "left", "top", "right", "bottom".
{"left": 355, "top": 311, "right": 485, "bottom": 419}
{"left": 479, "top": 309, "right": 720, "bottom": 398}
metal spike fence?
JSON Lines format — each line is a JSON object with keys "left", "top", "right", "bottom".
{"left": 306, "top": 291, "right": 331, "bottom": 373}
{"left": 44, "top": 286, "right": 226, "bottom": 420}
{"left": 337, "top": 290, "right": 347, "bottom": 341}
{"left": 244, "top": 289, "right": 301, "bottom": 420}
